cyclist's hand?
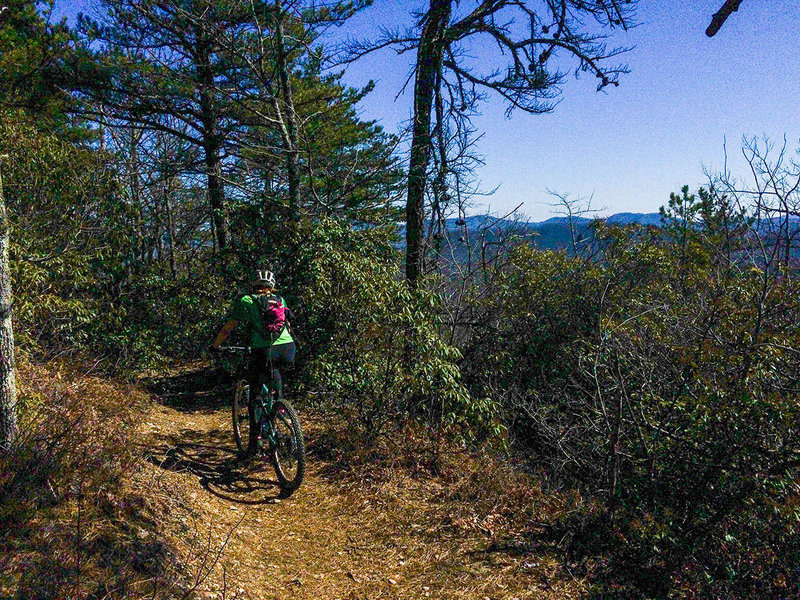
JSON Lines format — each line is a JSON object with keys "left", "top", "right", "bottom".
{"left": 209, "top": 345, "right": 221, "bottom": 354}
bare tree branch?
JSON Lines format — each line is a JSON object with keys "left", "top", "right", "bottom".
{"left": 706, "top": 0, "right": 745, "bottom": 37}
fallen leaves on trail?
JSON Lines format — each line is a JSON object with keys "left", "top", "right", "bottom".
{"left": 133, "top": 367, "right": 587, "bottom": 600}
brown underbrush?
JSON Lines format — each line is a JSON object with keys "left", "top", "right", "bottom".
{"left": 0, "top": 358, "right": 191, "bottom": 600}
{"left": 312, "top": 414, "right": 800, "bottom": 599}
{"left": 310, "top": 414, "right": 595, "bottom": 598}
{"left": 14, "top": 356, "right": 783, "bottom": 599}
{"left": 134, "top": 361, "right": 597, "bottom": 599}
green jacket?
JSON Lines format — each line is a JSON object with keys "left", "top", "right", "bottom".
{"left": 230, "top": 294, "right": 293, "bottom": 348}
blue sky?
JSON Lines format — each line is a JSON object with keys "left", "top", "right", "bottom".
{"left": 54, "top": 0, "right": 800, "bottom": 221}
{"left": 335, "top": 1, "right": 800, "bottom": 220}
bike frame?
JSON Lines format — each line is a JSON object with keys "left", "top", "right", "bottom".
{"left": 219, "top": 344, "right": 306, "bottom": 494}
{"left": 219, "top": 346, "right": 281, "bottom": 448}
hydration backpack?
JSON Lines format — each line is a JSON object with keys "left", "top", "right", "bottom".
{"left": 257, "top": 294, "right": 287, "bottom": 336}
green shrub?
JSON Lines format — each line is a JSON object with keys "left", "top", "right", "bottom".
{"left": 465, "top": 190, "right": 800, "bottom": 596}
{"left": 290, "top": 218, "right": 500, "bottom": 443}
{"left": 1, "top": 113, "right": 135, "bottom": 361}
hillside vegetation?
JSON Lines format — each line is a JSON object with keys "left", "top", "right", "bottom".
{"left": 0, "top": 358, "right": 192, "bottom": 599}
{"left": 2, "top": 1, "right": 800, "bottom": 598}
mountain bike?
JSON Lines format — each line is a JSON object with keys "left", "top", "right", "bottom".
{"left": 218, "top": 346, "right": 305, "bottom": 495}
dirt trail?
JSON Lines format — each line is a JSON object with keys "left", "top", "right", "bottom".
{"left": 136, "top": 363, "right": 576, "bottom": 600}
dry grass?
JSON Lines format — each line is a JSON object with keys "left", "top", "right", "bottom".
{"left": 0, "top": 358, "right": 191, "bottom": 600}
{"left": 2, "top": 359, "right": 595, "bottom": 599}
{"left": 6, "top": 357, "right": 794, "bottom": 598}
{"left": 135, "top": 362, "right": 594, "bottom": 600}
{"left": 309, "top": 417, "right": 593, "bottom": 600}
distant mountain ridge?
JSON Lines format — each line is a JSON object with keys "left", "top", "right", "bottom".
{"left": 438, "top": 212, "right": 800, "bottom": 250}
{"left": 441, "top": 211, "right": 662, "bottom": 230}
{"left": 605, "top": 212, "right": 664, "bottom": 226}
{"left": 439, "top": 212, "right": 664, "bottom": 251}
{"left": 397, "top": 211, "right": 800, "bottom": 254}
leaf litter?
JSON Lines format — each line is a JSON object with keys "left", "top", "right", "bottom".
{"left": 135, "top": 365, "right": 589, "bottom": 600}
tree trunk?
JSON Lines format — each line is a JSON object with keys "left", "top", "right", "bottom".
{"left": 164, "top": 181, "right": 178, "bottom": 279}
{"left": 204, "top": 141, "right": 228, "bottom": 250}
{"left": 0, "top": 157, "right": 19, "bottom": 450}
{"left": 273, "top": 0, "right": 301, "bottom": 222}
{"left": 405, "top": 0, "right": 451, "bottom": 288}
{"left": 128, "top": 130, "right": 145, "bottom": 264}
{"left": 196, "top": 33, "right": 228, "bottom": 250}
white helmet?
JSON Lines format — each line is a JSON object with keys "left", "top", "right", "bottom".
{"left": 252, "top": 269, "right": 276, "bottom": 288}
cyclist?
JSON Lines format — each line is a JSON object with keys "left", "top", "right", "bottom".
{"left": 211, "top": 269, "right": 296, "bottom": 437}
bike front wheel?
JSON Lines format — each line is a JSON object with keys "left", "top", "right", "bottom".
{"left": 232, "top": 379, "right": 251, "bottom": 456}
{"left": 269, "top": 400, "right": 305, "bottom": 494}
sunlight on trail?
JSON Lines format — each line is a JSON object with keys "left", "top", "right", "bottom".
{"left": 142, "top": 405, "right": 406, "bottom": 600}
{"left": 136, "top": 366, "right": 579, "bottom": 600}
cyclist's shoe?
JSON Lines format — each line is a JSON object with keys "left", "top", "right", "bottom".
{"left": 243, "top": 438, "right": 263, "bottom": 460}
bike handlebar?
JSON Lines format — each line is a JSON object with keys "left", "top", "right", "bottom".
{"left": 214, "top": 346, "right": 251, "bottom": 354}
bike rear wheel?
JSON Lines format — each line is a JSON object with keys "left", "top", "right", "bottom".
{"left": 269, "top": 400, "right": 305, "bottom": 494}
{"left": 232, "top": 379, "right": 251, "bottom": 455}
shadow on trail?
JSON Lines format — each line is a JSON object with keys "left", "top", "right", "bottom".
{"left": 144, "top": 424, "right": 285, "bottom": 505}
{"left": 142, "top": 363, "right": 234, "bottom": 412}
{"left": 465, "top": 519, "right": 673, "bottom": 599}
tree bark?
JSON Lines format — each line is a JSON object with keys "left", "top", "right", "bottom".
{"left": 405, "top": 0, "right": 451, "bottom": 288}
{"left": 196, "top": 32, "right": 228, "bottom": 250}
{"left": 706, "top": 0, "right": 744, "bottom": 37}
{"left": 128, "top": 130, "right": 145, "bottom": 264}
{"left": 273, "top": 0, "right": 301, "bottom": 222}
{"left": 164, "top": 181, "right": 178, "bottom": 279}
{"left": 203, "top": 140, "right": 228, "bottom": 250}
{"left": 0, "top": 156, "right": 19, "bottom": 450}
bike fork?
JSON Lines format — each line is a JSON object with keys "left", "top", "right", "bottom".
{"left": 254, "top": 386, "right": 277, "bottom": 450}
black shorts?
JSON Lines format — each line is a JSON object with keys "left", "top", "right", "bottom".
{"left": 247, "top": 342, "right": 296, "bottom": 394}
